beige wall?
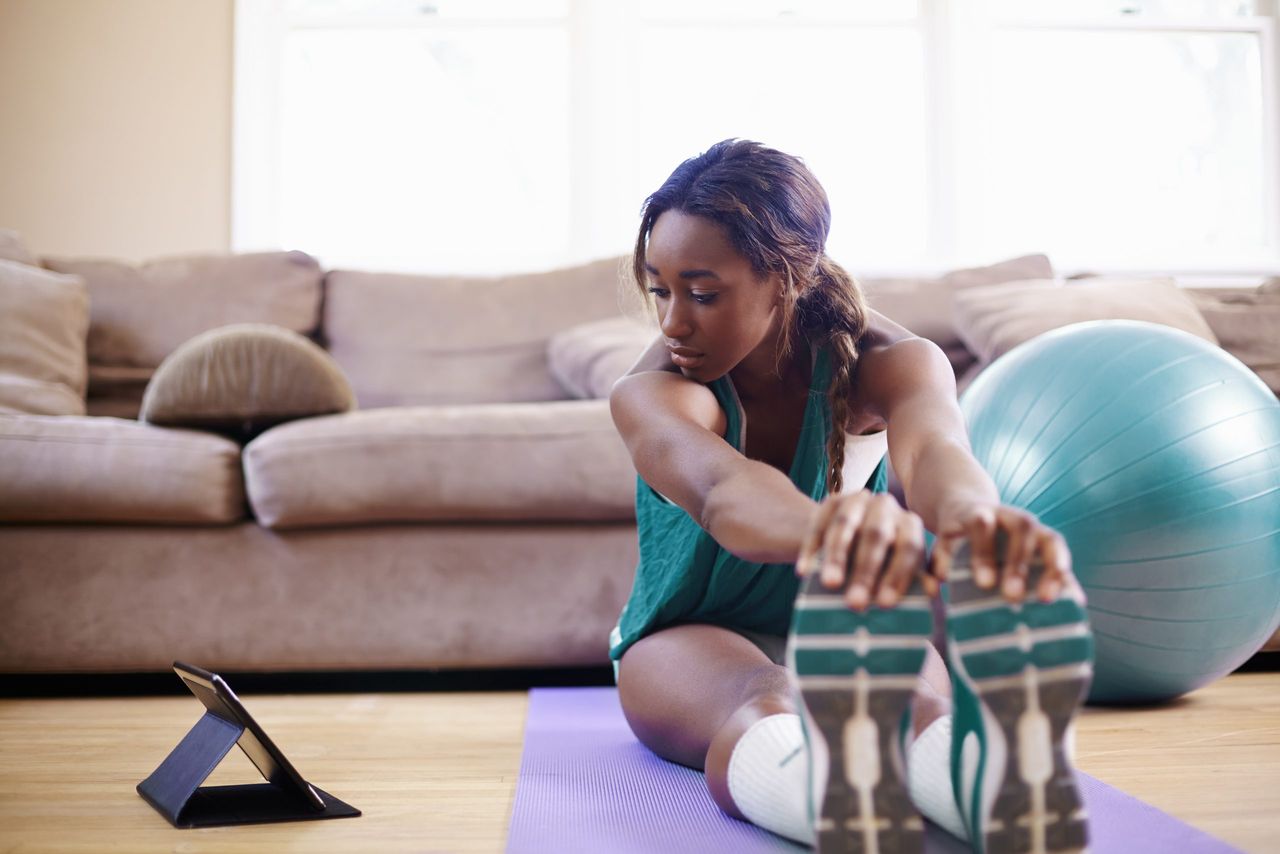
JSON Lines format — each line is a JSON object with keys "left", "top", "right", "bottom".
{"left": 0, "top": 0, "right": 233, "bottom": 263}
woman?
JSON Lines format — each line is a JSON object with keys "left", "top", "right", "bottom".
{"left": 607, "top": 139, "right": 1092, "bottom": 852}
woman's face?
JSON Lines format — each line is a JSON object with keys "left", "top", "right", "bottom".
{"left": 644, "top": 209, "right": 782, "bottom": 382}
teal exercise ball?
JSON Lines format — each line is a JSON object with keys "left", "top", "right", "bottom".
{"left": 958, "top": 320, "right": 1280, "bottom": 704}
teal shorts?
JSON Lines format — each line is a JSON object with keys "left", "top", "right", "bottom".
{"left": 609, "top": 622, "right": 788, "bottom": 685}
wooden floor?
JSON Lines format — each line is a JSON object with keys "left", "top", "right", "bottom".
{"left": 0, "top": 672, "right": 1276, "bottom": 853}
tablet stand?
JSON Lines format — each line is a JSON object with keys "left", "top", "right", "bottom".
{"left": 137, "top": 675, "right": 360, "bottom": 827}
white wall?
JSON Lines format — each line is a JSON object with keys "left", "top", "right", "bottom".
{"left": 0, "top": 0, "right": 233, "bottom": 262}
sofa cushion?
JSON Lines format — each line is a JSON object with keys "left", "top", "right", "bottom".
{"left": 323, "top": 256, "right": 628, "bottom": 406}
{"left": 140, "top": 323, "right": 356, "bottom": 441}
{"left": 548, "top": 316, "right": 657, "bottom": 400}
{"left": 243, "top": 400, "right": 637, "bottom": 528}
{"left": 1186, "top": 279, "right": 1280, "bottom": 396}
{"left": 0, "top": 228, "right": 39, "bottom": 266}
{"left": 42, "top": 250, "right": 324, "bottom": 374}
{"left": 952, "top": 276, "right": 1218, "bottom": 364}
{"left": 859, "top": 254, "right": 1054, "bottom": 350}
{"left": 0, "top": 415, "right": 245, "bottom": 523}
{"left": 0, "top": 260, "right": 90, "bottom": 416}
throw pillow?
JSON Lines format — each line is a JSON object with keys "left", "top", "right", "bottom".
{"left": 952, "top": 277, "right": 1218, "bottom": 365}
{"left": 0, "top": 259, "right": 89, "bottom": 415}
{"left": 548, "top": 316, "right": 658, "bottom": 399}
{"left": 858, "top": 253, "right": 1055, "bottom": 350}
{"left": 140, "top": 323, "right": 355, "bottom": 441}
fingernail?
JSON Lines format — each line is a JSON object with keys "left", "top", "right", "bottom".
{"left": 1042, "top": 580, "right": 1061, "bottom": 601}
{"left": 822, "top": 566, "right": 840, "bottom": 588}
{"left": 1004, "top": 575, "right": 1024, "bottom": 598}
{"left": 877, "top": 587, "right": 897, "bottom": 608}
{"left": 975, "top": 565, "right": 996, "bottom": 587}
{"left": 848, "top": 584, "right": 868, "bottom": 609}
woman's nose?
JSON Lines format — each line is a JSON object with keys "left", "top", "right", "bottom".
{"left": 660, "top": 298, "right": 693, "bottom": 338}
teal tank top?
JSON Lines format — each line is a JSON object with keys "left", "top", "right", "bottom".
{"left": 608, "top": 342, "right": 889, "bottom": 663}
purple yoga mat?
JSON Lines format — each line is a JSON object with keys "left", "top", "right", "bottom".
{"left": 506, "top": 687, "right": 1242, "bottom": 854}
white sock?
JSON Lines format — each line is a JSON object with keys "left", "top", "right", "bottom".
{"left": 725, "top": 712, "right": 814, "bottom": 846}
{"left": 906, "top": 713, "right": 969, "bottom": 841}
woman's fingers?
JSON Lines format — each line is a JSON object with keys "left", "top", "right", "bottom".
{"left": 821, "top": 492, "right": 871, "bottom": 591}
{"left": 1037, "top": 529, "right": 1085, "bottom": 605}
{"left": 796, "top": 494, "right": 841, "bottom": 578}
{"left": 999, "top": 512, "right": 1039, "bottom": 602}
{"left": 965, "top": 508, "right": 1000, "bottom": 588}
{"left": 848, "top": 494, "right": 899, "bottom": 610}
{"left": 875, "top": 511, "right": 926, "bottom": 607}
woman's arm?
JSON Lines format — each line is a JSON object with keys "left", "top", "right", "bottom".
{"left": 855, "top": 336, "right": 1075, "bottom": 601}
{"left": 610, "top": 370, "right": 818, "bottom": 564}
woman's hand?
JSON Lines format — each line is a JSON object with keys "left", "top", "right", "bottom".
{"left": 795, "top": 490, "right": 928, "bottom": 611}
{"left": 926, "top": 500, "right": 1084, "bottom": 604}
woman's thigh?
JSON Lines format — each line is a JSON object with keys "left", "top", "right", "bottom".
{"left": 616, "top": 623, "right": 796, "bottom": 771}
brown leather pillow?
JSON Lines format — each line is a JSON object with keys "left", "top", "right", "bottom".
{"left": 140, "top": 323, "right": 355, "bottom": 441}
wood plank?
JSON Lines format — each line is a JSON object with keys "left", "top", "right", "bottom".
{"left": 0, "top": 672, "right": 1275, "bottom": 852}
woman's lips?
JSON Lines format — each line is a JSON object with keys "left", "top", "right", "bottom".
{"left": 665, "top": 345, "right": 706, "bottom": 366}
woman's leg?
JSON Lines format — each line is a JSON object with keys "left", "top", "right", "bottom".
{"left": 617, "top": 622, "right": 796, "bottom": 819}
{"left": 617, "top": 622, "right": 953, "bottom": 824}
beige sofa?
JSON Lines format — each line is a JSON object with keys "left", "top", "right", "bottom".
{"left": 2, "top": 233, "right": 1277, "bottom": 674}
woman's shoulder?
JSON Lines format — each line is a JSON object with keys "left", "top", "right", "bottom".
{"left": 848, "top": 309, "right": 956, "bottom": 431}
{"left": 844, "top": 308, "right": 957, "bottom": 435}
{"left": 610, "top": 368, "right": 729, "bottom": 445}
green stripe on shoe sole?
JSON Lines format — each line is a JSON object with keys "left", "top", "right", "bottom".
{"left": 947, "top": 600, "right": 1085, "bottom": 643}
{"left": 960, "top": 636, "right": 1095, "bottom": 680}
{"left": 792, "top": 647, "right": 928, "bottom": 677}
{"left": 792, "top": 607, "right": 933, "bottom": 636}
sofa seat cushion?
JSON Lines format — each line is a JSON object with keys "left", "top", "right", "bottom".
{"left": 323, "top": 256, "right": 629, "bottom": 407}
{"left": 243, "top": 400, "right": 637, "bottom": 528}
{"left": 0, "top": 415, "right": 246, "bottom": 523}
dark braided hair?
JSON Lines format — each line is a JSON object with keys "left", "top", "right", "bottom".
{"left": 631, "top": 138, "right": 872, "bottom": 493}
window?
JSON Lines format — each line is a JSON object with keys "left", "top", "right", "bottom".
{"left": 234, "top": 0, "right": 1279, "bottom": 277}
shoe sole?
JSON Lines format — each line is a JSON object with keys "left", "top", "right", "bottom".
{"left": 945, "top": 540, "right": 1093, "bottom": 854}
{"left": 786, "top": 562, "right": 934, "bottom": 854}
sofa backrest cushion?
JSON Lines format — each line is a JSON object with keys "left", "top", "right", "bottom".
{"left": 952, "top": 276, "right": 1218, "bottom": 365}
{"left": 323, "top": 256, "right": 629, "bottom": 406}
{"left": 42, "top": 251, "right": 324, "bottom": 416}
{"left": 859, "top": 254, "right": 1055, "bottom": 350}
{"left": 1186, "top": 279, "right": 1280, "bottom": 397}
{"left": 0, "top": 259, "right": 89, "bottom": 416}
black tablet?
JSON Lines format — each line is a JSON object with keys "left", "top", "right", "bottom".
{"left": 172, "top": 660, "right": 327, "bottom": 811}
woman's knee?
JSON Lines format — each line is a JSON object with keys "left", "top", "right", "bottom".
{"left": 616, "top": 627, "right": 794, "bottom": 768}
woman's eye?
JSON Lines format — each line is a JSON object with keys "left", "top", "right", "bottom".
{"left": 692, "top": 293, "right": 717, "bottom": 305}
{"left": 647, "top": 287, "right": 669, "bottom": 299}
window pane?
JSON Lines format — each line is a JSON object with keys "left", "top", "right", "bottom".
{"left": 986, "top": 0, "right": 1258, "bottom": 19}
{"left": 637, "top": 0, "right": 918, "bottom": 22}
{"left": 286, "top": 0, "right": 568, "bottom": 22}
{"left": 279, "top": 27, "right": 570, "bottom": 273}
{"left": 631, "top": 25, "right": 927, "bottom": 268}
{"left": 977, "top": 29, "right": 1266, "bottom": 266}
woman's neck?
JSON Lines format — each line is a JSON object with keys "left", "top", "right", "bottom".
{"left": 729, "top": 335, "right": 812, "bottom": 403}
